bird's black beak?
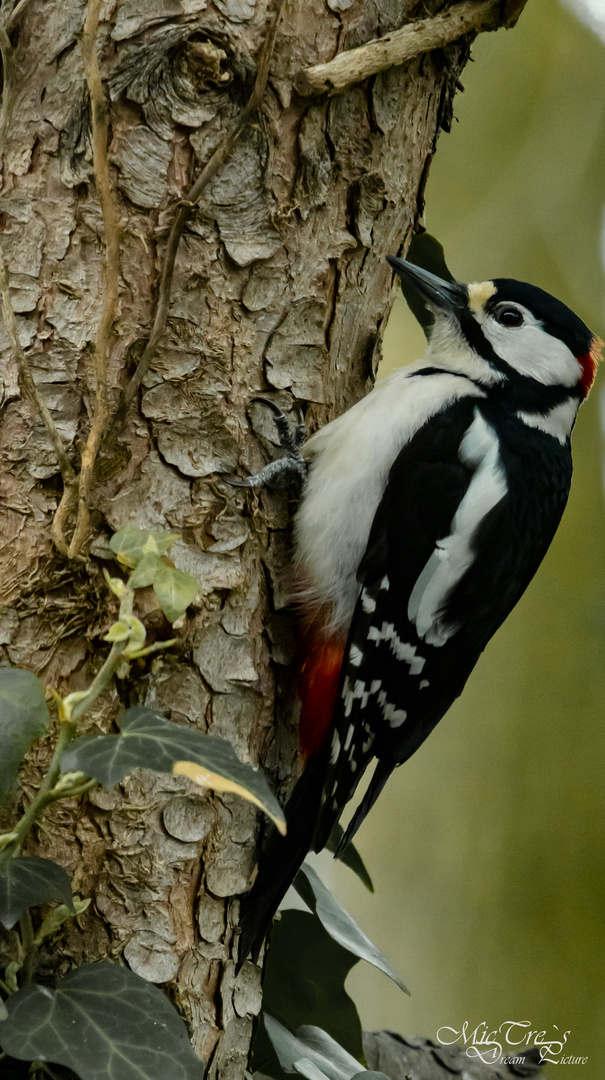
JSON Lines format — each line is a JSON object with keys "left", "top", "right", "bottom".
{"left": 386, "top": 256, "right": 467, "bottom": 314}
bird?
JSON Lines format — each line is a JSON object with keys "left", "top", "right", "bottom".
{"left": 237, "top": 255, "right": 602, "bottom": 963}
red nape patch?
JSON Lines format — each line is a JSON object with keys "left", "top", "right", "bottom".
{"left": 578, "top": 335, "right": 603, "bottom": 397}
{"left": 297, "top": 639, "right": 345, "bottom": 759}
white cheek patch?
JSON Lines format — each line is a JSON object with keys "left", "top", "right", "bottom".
{"left": 408, "top": 409, "right": 508, "bottom": 646}
{"left": 475, "top": 305, "right": 581, "bottom": 388}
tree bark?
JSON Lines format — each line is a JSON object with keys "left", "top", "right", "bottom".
{"left": 0, "top": 1, "right": 524, "bottom": 1077}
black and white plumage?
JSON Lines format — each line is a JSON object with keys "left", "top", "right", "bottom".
{"left": 238, "top": 257, "right": 601, "bottom": 962}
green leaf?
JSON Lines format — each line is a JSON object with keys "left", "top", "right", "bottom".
{"left": 129, "top": 553, "right": 164, "bottom": 589}
{"left": 351, "top": 1074, "right": 391, "bottom": 1079}
{"left": 0, "top": 668, "right": 52, "bottom": 808}
{"left": 110, "top": 527, "right": 181, "bottom": 569}
{"left": 0, "top": 856, "right": 74, "bottom": 930}
{"left": 325, "top": 825, "right": 373, "bottom": 892}
{"left": 61, "top": 706, "right": 286, "bottom": 834}
{"left": 400, "top": 232, "right": 455, "bottom": 338}
{"left": 294, "top": 864, "right": 408, "bottom": 994}
{"left": 0, "top": 962, "right": 205, "bottom": 1080}
{"left": 153, "top": 565, "right": 199, "bottom": 622}
{"left": 252, "top": 910, "right": 362, "bottom": 1080}
{"left": 263, "top": 1018, "right": 388, "bottom": 1080}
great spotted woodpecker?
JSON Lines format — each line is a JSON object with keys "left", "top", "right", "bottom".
{"left": 238, "top": 257, "right": 602, "bottom": 962}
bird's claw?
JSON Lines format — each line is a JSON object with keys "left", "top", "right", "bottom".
{"left": 226, "top": 398, "right": 307, "bottom": 492}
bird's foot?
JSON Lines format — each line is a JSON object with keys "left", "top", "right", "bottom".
{"left": 227, "top": 398, "right": 307, "bottom": 491}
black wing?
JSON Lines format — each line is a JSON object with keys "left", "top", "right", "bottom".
{"left": 314, "top": 395, "right": 572, "bottom": 851}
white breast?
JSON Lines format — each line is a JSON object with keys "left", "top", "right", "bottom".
{"left": 293, "top": 363, "right": 486, "bottom": 635}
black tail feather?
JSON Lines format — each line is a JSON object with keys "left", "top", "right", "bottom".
{"left": 336, "top": 759, "right": 393, "bottom": 855}
{"left": 237, "top": 753, "right": 328, "bottom": 965}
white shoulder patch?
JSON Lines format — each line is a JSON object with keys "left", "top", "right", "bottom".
{"left": 408, "top": 408, "right": 508, "bottom": 646}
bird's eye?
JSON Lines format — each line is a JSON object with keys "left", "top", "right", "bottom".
{"left": 494, "top": 305, "right": 524, "bottom": 328}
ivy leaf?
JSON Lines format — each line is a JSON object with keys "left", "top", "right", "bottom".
{"left": 0, "top": 668, "right": 52, "bottom": 808}
{"left": 263, "top": 1018, "right": 389, "bottom": 1080}
{"left": 0, "top": 857, "right": 74, "bottom": 930}
{"left": 325, "top": 825, "right": 373, "bottom": 892}
{"left": 110, "top": 528, "right": 181, "bottom": 569}
{"left": 153, "top": 565, "right": 199, "bottom": 622}
{"left": 0, "top": 962, "right": 205, "bottom": 1080}
{"left": 61, "top": 706, "right": 286, "bottom": 834}
{"left": 253, "top": 909, "right": 363, "bottom": 1080}
{"left": 294, "top": 864, "right": 408, "bottom": 994}
{"left": 400, "top": 232, "right": 455, "bottom": 338}
{"left": 128, "top": 553, "right": 164, "bottom": 589}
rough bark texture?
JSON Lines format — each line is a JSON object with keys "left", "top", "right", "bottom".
{"left": 0, "top": 0, "right": 489, "bottom": 1076}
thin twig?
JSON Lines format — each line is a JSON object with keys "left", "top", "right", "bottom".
{"left": 0, "top": 587, "right": 135, "bottom": 872}
{"left": 108, "top": 0, "right": 286, "bottom": 436}
{"left": 0, "top": 250, "right": 78, "bottom": 555}
{"left": 18, "top": 909, "right": 36, "bottom": 986}
{"left": 5, "top": 0, "right": 36, "bottom": 33}
{"left": 0, "top": 25, "right": 14, "bottom": 150}
{"left": 294, "top": 0, "right": 528, "bottom": 97}
{"left": 68, "top": 0, "right": 121, "bottom": 559}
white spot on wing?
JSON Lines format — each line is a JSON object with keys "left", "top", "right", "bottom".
{"left": 361, "top": 590, "right": 376, "bottom": 614}
{"left": 343, "top": 677, "right": 369, "bottom": 716}
{"left": 349, "top": 644, "right": 363, "bottom": 667}
{"left": 330, "top": 731, "right": 341, "bottom": 764}
{"left": 383, "top": 702, "right": 407, "bottom": 727}
{"left": 367, "top": 622, "right": 425, "bottom": 672}
{"left": 408, "top": 408, "right": 507, "bottom": 646}
{"left": 419, "top": 679, "right": 430, "bottom": 689}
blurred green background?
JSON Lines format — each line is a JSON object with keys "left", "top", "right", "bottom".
{"left": 319, "top": 2, "right": 605, "bottom": 1076}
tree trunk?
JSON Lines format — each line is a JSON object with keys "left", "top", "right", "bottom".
{"left": 0, "top": 1, "right": 523, "bottom": 1077}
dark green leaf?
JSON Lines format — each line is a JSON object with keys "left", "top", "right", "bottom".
{"left": 0, "top": 856, "right": 74, "bottom": 929}
{"left": 153, "top": 566, "right": 199, "bottom": 622}
{"left": 0, "top": 668, "right": 52, "bottom": 808}
{"left": 399, "top": 232, "right": 455, "bottom": 338}
{"left": 61, "top": 706, "right": 285, "bottom": 833}
{"left": 128, "top": 553, "right": 164, "bottom": 589}
{"left": 0, "top": 1053, "right": 31, "bottom": 1079}
{"left": 110, "top": 528, "right": 181, "bottom": 569}
{"left": 0, "top": 962, "right": 205, "bottom": 1080}
{"left": 291, "top": 1060, "right": 333, "bottom": 1080}
{"left": 351, "top": 1074, "right": 391, "bottom": 1079}
{"left": 294, "top": 864, "right": 408, "bottom": 994}
{"left": 325, "top": 826, "right": 373, "bottom": 892}
{"left": 252, "top": 910, "right": 362, "bottom": 1080}
{"left": 263, "top": 1018, "right": 379, "bottom": 1080}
